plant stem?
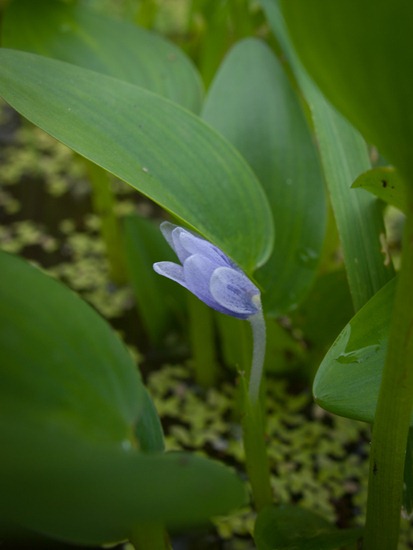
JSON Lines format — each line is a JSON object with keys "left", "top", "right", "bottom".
{"left": 248, "top": 309, "right": 267, "bottom": 404}
{"left": 242, "top": 388, "right": 273, "bottom": 510}
{"left": 84, "top": 159, "right": 127, "bottom": 284}
{"left": 188, "top": 293, "right": 218, "bottom": 388}
{"left": 241, "top": 307, "right": 272, "bottom": 510}
{"left": 364, "top": 205, "right": 413, "bottom": 549}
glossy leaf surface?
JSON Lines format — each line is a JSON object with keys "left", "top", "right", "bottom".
{"left": 203, "top": 38, "right": 326, "bottom": 315}
{"left": 0, "top": 49, "right": 273, "bottom": 271}
{"left": 279, "top": 0, "right": 413, "bottom": 183}
{"left": 3, "top": 0, "right": 203, "bottom": 112}
{"left": 313, "top": 278, "right": 408, "bottom": 424}
{"left": 254, "top": 505, "right": 362, "bottom": 550}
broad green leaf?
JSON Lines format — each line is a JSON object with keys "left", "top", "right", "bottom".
{"left": 313, "top": 277, "right": 407, "bottom": 424}
{"left": 261, "top": 0, "right": 394, "bottom": 311}
{"left": 202, "top": 38, "right": 326, "bottom": 315}
{"left": 0, "top": 249, "right": 143, "bottom": 446}
{"left": 0, "top": 251, "right": 245, "bottom": 543}
{"left": 352, "top": 167, "right": 408, "bottom": 213}
{"left": 254, "top": 505, "right": 363, "bottom": 550}
{"left": 279, "top": 0, "right": 413, "bottom": 184}
{"left": 2, "top": 0, "right": 203, "bottom": 112}
{"left": 0, "top": 49, "right": 273, "bottom": 271}
{"left": 122, "top": 214, "right": 186, "bottom": 345}
{"left": 1, "top": 428, "right": 246, "bottom": 544}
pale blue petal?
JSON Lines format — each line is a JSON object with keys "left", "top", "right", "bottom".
{"left": 159, "top": 221, "right": 177, "bottom": 251}
{"left": 183, "top": 255, "right": 235, "bottom": 316}
{"left": 161, "top": 221, "right": 237, "bottom": 269}
{"left": 210, "top": 266, "right": 260, "bottom": 319}
{"left": 171, "top": 226, "right": 194, "bottom": 263}
{"left": 153, "top": 261, "right": 187, "bottom": 289}
{"left": 179, "top": 231, "right": 237, "bottom": 269}
{"left": 156, "top": 223, "right": 258, "bottom": 320}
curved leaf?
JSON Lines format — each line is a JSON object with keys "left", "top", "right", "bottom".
{"left": 0, "top": 49, "right": 273, "bottom": 271}
{"left": 2, "top": 0, "right": 203, "bottom": 112}
{"left": 0, "top": 251, "right": 245, "bottom": 544}
{"left": 202, "top": 38, "right": 326, "bottom": 314}
{"left": 1, "top": 429, "right": 246, "bottom": 544}
{"left": 279, "top": 0, "right": 413, "bottom": 184}
{"left": 313, "top": 277, "right": 408, "bottom": 424}
{"left": 352, "top": 166, "right": 408, "bottom": 213}
{"left": 254, "top": 505, "right": 362, "bottom": 550}
{"left": 0, "top": 250, "right": 143, "bottom": 446}
{"left": 261, "top": 0, "right": 395, "bottom": 311}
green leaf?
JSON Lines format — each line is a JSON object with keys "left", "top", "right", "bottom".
{"left": 134, "top": 388, "right": 165, "bottom": 453}
{"left": 279, "top": 0, "right": 413, "bottom": 185}
{"left": 312, "top": 277, "right": 409, "bottom": 424}
{"left": 2, "top": 0, "right": 203, "bottom": 112}
{"left": 254, "top": 505, "right": 363, "bottom": 550}
{"left": 202, "top": 38, "right": 326, "bottom": 314}
{"left": 0, "top": 249, "right": 143, "bottom": 446}
{"left": 0, "top": 48, "right": 273, "bottom": 271}
{"left": 0, "top": 251, "right": 245, "bottom": 543}
{"left": 261, "top": 0, "right": 394, "bottom": 311}
{"left": 1, "top": 428, "right": 246, "bottom": 544}
{"left": 352, "top": 167, "right": 409, "bottom": 213}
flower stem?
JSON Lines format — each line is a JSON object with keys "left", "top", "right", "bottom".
{"left": 248, "top": 309, "right": 267, "bottom": 404}
{"left": 242, "top": 386, "right": 273, "bottom": 510}
{"left": 241, "top": 307, "right": 272, "bottom": 510}
{"left": 363, "top": 205, "right": 413, "bottom": 549}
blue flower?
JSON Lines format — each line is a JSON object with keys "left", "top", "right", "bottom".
{"left": 153, "top": 222, "right": 261, "bottom": 320}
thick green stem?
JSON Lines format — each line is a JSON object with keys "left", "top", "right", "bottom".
{"left": 364, "top": 206, "right": 413, "bottom": 549}
{"left": 84, "top": 159, "right": 127, "bottom": 284}
{"left": 188, "top": 293, "right": 218, "bottom": 388}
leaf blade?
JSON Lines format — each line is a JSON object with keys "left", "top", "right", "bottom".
{"left": 0, "top": 48, "right": 273, "bottom": 271}
{"left": 202, "top": 38, "right": 326, "bottom": 314}
{"left": 3, "top": 0, "right": 203, "bottom": 112}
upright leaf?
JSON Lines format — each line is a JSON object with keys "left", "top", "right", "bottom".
{"left": 0, "top": 49, "right": 273, "bottom": 272}
{"left": 261, "top": 0, "right": 394, "bottom": 310}
{"left": 203, "top": 38, "right": 326, "bottom": 314}
{"left": 279, "top": 0, "right": 413, "bottom": 183}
